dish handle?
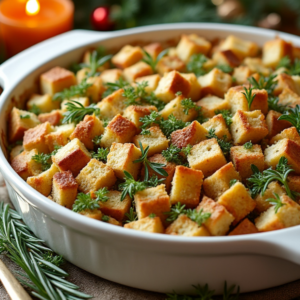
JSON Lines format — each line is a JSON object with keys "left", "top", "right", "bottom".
{"left": 0, "top": 29, "right": 111, "bottom": 90}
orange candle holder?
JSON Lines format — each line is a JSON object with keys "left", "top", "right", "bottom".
{"left": 0, "top": 0, "right": 74, "bottom": 58}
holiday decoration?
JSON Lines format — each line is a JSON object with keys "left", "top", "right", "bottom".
{"left": 91, "top": 6, "right": 115, "bottom": 31}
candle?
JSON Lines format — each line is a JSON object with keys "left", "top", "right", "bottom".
{"left": 0, "top": 0, "right": 74, "bottom": 58}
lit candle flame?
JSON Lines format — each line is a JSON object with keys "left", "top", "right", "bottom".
{"left": 26, "top": 0, "right": 40, "bottom": 16}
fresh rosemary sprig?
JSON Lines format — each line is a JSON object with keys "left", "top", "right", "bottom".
{"left": 0, "top": 203, "right": 92, "bottom": 299}
{"left": 62, "top": 100, "right": 100, "bottom": 124}
{"left": 72, "top": 193, "right": 100, "bottom": 212}
{"left": 86, "top": 51, "right": 112, "bottom": 78}
{"left": 91, "top": 147, "right": 109, "bottom": 162}
{"left": 244, "top": 141, "right": 253, "bottom": 149}
{"left": 268, "top": 96, "right": 288, "bottom": 114}
{"left": 277, "top": 56, "right": 300, "bottom": 75}
{"left": 242, "top": 86, "right": 256, "bottom": 110}
{"left": 125, "top": 207, "right": 137, "bottom": 223}
{"left": 29, "top": 104, "right": 41, "bottom": 115}
{"left": 278, "top": 104, "right": 300, "bottom": 133}
{"left": 248, "top": 75, "right": 277, "bottom": 95}
{"left": 266, "top": 192, "right": 286, "bottom": 213}
{"left": 215, "top": 109, "right": 233, "bottom": 126}
{"left": 247, "top": 157, "right": 295, "bottom": 199}
{"left": 181, "top": 98, "right": 201, "bottom": 115}
{"left": 206, "top": 129, "right": 232, "bottom": 156}
{"left": 165, "top": 203, "right": 211, "bottom": 226}
{"left": 289, "top": 58, "right": 300, "bottom": 76}
{"left": 53, "top": 80, "right": 92, "bottom": 102}
{"left": 186, "top": 54, "right": 208, "bottom": 77}
{"left": 277, "top": 56, "right": 291, "bottom": 69}
{"left": 142, "top": 49, "right": 169, "bottom": 71}
{"left": 102, "top": 78, "right": 129, "bottom": 98}
{"left": 134, "top": 141, "right": 168, "bottom": 181}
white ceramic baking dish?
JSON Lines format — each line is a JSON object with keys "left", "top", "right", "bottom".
{"left": 1, "top": 23, "right": 300, "bottom": 295}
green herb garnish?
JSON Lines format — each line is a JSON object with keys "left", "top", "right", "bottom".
{"left": 102, "top": 78, "right": 129, "bottom": 98}
{"left": 125, "top": 207, "right": 137, "bottom": 223}
{"left": 181, "top": 98, "right": 201, "bottom": 115}
{"left": 229, "top": 179, "right": 238, "bottom": 187}
{"left": 32, "top": 146, "right": 61, "bottom": 171}
{"left": 242, "top": 86, "right": 256, "bottom": 110}
{"left": 186, "top": 54, "right": 208, "bottom": 76}
{"left": 94, "top": 187, "right": 109, "bottom": 203}
{"left": 266, "top": 192, "right": 286, "bottom": 213}
{"left": 62, "top": 100, "right": 100, "bottom": 124}
{"left": 277, "top": 56, "right": 291, "bottom": 69}
{"left": 248, "top": 75, "right": 277, "bottom": 95}
{"left": 206, "top": 129, "right": 232, "bottom": 156}
{"left": 72, "top": 193, "right": 100, "bottom": 212}
{"left": 29, "top": 104, "right": 41, "bottom": 115}
{"left": 217, "top": 65, "right": 233, "bottom": 73}
{"left": 148, "top": 213, "right": 156, "bottom": 218}
{"left": 162, "top": 144, "right": 184, "bottom": 165}
{"left": 244, "top": 141, "right": 253, "bottom": 149}
{"left": 92, "top": 135, "right": 103, "bottom": 145}
{"left": 142, "top": 49, "right": 169, "bottom": 71}
{"left": 215, "top": 109, "right": 233, "bottom": 126}
{"left": 268, "top": 96, "right": 288, "bottom": 114}
{"left": 91, "top": 147, "right": 109, "bottom": 162}
{"left": 278, "top": 104, "right": 300, "bottom": 133}
{"left": 20, "top": 114, "right": 30, "bottom": 119}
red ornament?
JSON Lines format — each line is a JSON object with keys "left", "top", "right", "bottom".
{"left": 91, "top": 6, "right": 114, "bottom": 31}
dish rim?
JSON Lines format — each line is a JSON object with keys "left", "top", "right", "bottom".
{"left": 1, "top": 22, "right": 300, "bottom": 248}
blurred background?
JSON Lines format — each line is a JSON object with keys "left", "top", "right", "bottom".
{"left": 76, "top": 0, "right": 300, "bottom": 35}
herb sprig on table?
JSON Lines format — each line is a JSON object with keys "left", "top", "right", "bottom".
{"left": 247, "top": 157, "right": 295, "bottom": 199}
{"left": 0, "top": 203, "right": 92, "bottom": 299}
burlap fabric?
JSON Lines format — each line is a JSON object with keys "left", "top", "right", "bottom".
{"left": 0, "top": 172, "right": 300, "bottom": 300}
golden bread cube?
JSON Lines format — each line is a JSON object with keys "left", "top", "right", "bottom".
{"left": 52, "top": 138, "right": 91, "bottom": 176}
{"left": 202, "top": 114, "right": 232, "bottom": 141}
{"left": 52, "top": 170, "right": 78, "bottom": 209}
{"left": 98, "top": 190, "right": 131, "bottom": 221}
{"left": 225, "top": 86, "right": 268, "bottom": 115}
{"left": 255, "top": 194, "right": 300, "bottom": 231}
{"left": 231, "top": 110, "right": 268, "bottom": 144}
{"left": 143, "top": 43, "right": 163, "bottom": 59}
{"left": 103, "top": 216, "right": 122, "bottom": 226}
{"left": 79, "top": 209, "right": 103, "bottom": 220}
{"left": 86, "top": 76, "right": 105, "bottom": 102}
{"left": 76, "top": 68, "right": 89, "bottom": 84}
{"left": 135, "top": 74, "right": 161, "bottom": 93}
{"left": 140, "top": 154, "right": 176, "bottom": 191}
{"left": 212, "top": 50, "right": 241, "bottom": 67}
{"left": 97, "top": 89, "right": 126, "bottom": 119}
{"left": 10, "top": 145, "right": 24, "bottom": 162}
{"left": 197, "top": 196, "right": 234, "bottom": 236}
{"left": 228, "top": 218, "right": 258, "bottom": 235}
{"left": 45, "top": 123, "right": 75, "bottom": 152}
{"left": 273, "top": 73, "right": 298, "bottom": 96}
{"left": 27, "top": 163, "right": 59, "bottom": 197}
{"left": 106, "top": 142, "right": 142, "bottom": 180}
{"left": 27, "top": 94, "right": 60, "bottom": 113}
{"left": 262, "top": 39, "right": 293, "bottom": 68}
{"left": 123, "top": 61, "right": 153, "bottom": 83}
{"left": 203, "top": 162, "right": 241, "bottom": 200}
{"left": 278, "top": 87, "right": 300, "bottom": 108}
{"left": 198, "top": 68, "right": 232, "bottom": 98}
{"left": 61, "top": 97, "right": 89, "bottom": 112}
{"left": 124, "top": 216, "right": 164, "bottom": 233}
{"left": 176, "top": 34, "right": 211, "bottom": 63}
{"left": 292, "top": 75, "right": 300, "bottom": 95}
{"left": 159, "top": 95, "right": 198, "bottom": 122}
{"left": 170, "top": 121, "right": 208, "bottom": 149}
{"left": 264, "top": 138, "right": 300, "bottom": 173}
{"left": 123, "top": 105, "right": 158, "bottom": 130}
{"left": 40, "top": 67, "right": 76, "bottom": 96}
{"left": 70, "top": 114, "right": 104, "bottom": 150}
{"left": 255, "top": 181, "right": 285, "bottom": 213}
{"left": 156, "top": 56, "right": 186, "bottom": 76}
{"left": 112, "top": 45, "right": 143, "bottom": 69}
{"left": 270, "top": 127, "right": 300, "bottom": 147}
{"left": 243, "top": 58, "right": 270, "bottom": 77}
{"left": 180, "top": 73, "right": 202, "bottom": 101}
{"left": 100, "top": 69, "right": 123, "bottom": 84}
{"left": 287, "top": 175, "right": 300, "bottom": 197}
{"left": 188, "top": 138, "right": 227, "bottom": 177}
{"left": 135, "top": 184, "right": 170, "bottom": 221}
{"left": 101, "top": 114, "right": 137, "bottom": 148}
{"left": 76, "top": 159, "right": 116, "bottom": 193}
{"left": 133, "top": 126, "right": 169, "bottom": 157}
{"left": 197, "top": 95, "right": 230, "bottom": 118}
{"left": 232, "top": 66, "right": 252, "bottom": 85}
{"left": 220, "top": 35, "right": 259, "bottom": 59}
{"left": 11, "top": 149, "right": 42, "bottom": 180}
{"left": 23, "top": 122, "right": 53, "bottom": 154}
{"left": 217, "top": 182, "right": 256, "bottom": 225}
{"left": 154, "top": 71, "right": 191, "bottom": 103}
{"left": 266, "top": 110, "right": 291, "bottom": 138}
{"left": 9, "top": 108, "right": 40, "bottom": 143}
{"left": 170, "top": 166, "right": 203, "bottom": 208}
{"left": 165, "top": 214, "right": 210, "bottom": 237}
{"left": 38, "top": 110, "right": 62, "bottom": 126}
{"left": 230, "top": 144, "right": 264, "bottom": 181}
